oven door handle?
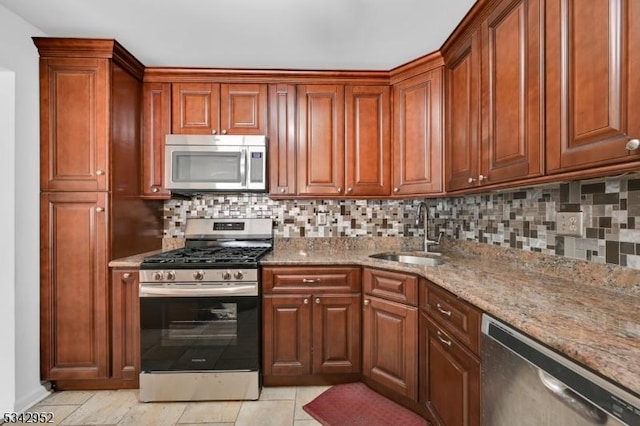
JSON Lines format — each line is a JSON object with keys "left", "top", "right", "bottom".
{"left": 139, "top": 284, "right": 258, "bottom": 297}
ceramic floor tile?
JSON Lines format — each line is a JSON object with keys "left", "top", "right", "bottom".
{"left": 60, "top": 390, "right": 138, "bottom": 425}
{"left": 12, "top": 405, "right": 79, "bottom": 426}
{"left": 118, "top": 402, "right": 187, "bottom": 426}
{"left": 234, "top": 400, "right": 295, "bottom": 426}
{"left": 259, "top": 386, "right": 297, "bottom": 401}
{"left": 293, "top": 386, "right": 330, "bottom": 421}
{"left": 177, "top": 401, "right": 241, "bottom": 424}
{"left": 293, "top": 420, "right": 323, "bottom": 426}
{"left": 39, "top": 390, "right": 95, "bottom": 406}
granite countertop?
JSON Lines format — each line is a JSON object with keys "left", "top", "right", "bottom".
{"left": 261, "top": 242, "right": 640, "bottom": 398}
{"left": 110, "top": 238, "right": 640, "bottom": 398}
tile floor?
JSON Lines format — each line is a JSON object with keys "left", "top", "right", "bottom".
{"left": 22, "top": 386, "right": 329, "bottom": 425}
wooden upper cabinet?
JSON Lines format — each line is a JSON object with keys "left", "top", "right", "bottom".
{"left": 480, "top": 0, "right": 544, "bottom": 184}
{"left": 268, "top": 84, "right": 297, "bottom": 196}
{"left": 39, "top": 58, "right": 109, "bottom": 192}
{"left": 392, "top": 68, "right": 444, "bottom": 195}
{"left": 546, "top": 0, "right": 640, "bottom": 172}
{"left": 297, "top": 84, "right": 345, "bottom": 196}
{"left": 447, "top": 0, "right": 543, "bottom": 191}
{"left": 172, "top": 82, "right": 267, "bottom": 135}
{"left": 345, "top": 85, "right": 391, "bottom": 197}
{"left": 446, "top": 33, "right": 481, "bottom": 192}
{"left": 141, "top": 82, "right": 171, "bottom": 198}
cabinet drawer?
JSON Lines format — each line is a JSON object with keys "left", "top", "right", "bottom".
{"left": 422, "top": 280, "right": 481, "bottom": 355}
{"left": 363, "top": 268, "right": 418, "bottom": 306}
{"left": 262, "top": 267, "right": 361, "bottom": 294}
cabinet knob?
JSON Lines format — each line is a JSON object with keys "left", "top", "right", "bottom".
{"left": 468, "top": 177, "right": 476, "bottom": 184}
{"left": 364, "top": 299, "right": 370, "bottom": 306}
{"left": 122, "top": 272, "right": 131, "bottom": 280}
{"left": 212, "top": 129, "right": 217, "bottom": 134}
{"left": 315, "top": 297, "right": 321, "bottom": 304}
{"left": 303, "top": 298, "right": 310, "bottom": 304}
{"left": 151, "top": 187, "right": 159, "bottom": 193}
{"left": 222, "top": 129, "right": 228, "bottom": 135}
{"left": 479, "top": 174, "right": 487, "bottom": 182}
{"left": 626, "top": 138, "right": 640, "bottom": 151}
{"left": 96, "top": 207, "right": 104, "bottom": 212}
{"left": 347, "top": 187, "right": 353, "bottom": 193}
{"left": 393, "top": 188, "right": 399, "bottom": 193}
{"left": 280, "top": 188, "right": 286, "bottom": 193}
{"left": 96, "top": 170, "right": 104, "bottom": 176}
{"left": 337, "top": 187, "right": 342, "bottom": 193}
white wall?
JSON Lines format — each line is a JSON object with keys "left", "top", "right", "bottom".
{"left": 0, "top": 68, "right": 16, "bottom": 415}
{"left": 0, "top": 5, "right": 49, "bottom": 411}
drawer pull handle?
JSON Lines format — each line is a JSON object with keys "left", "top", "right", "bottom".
{"left": 436, "top": 330, "right": 452, "bottom": 347}
{"left": 302, "top": 278, "right": 320, "bottom": 283}
{"left": 436, "top": 303, "right": 452, "bottom": 317}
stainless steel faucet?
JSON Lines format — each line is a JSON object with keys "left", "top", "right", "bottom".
{"left": 416, "top": 201, "right": 443, "bottom": 254}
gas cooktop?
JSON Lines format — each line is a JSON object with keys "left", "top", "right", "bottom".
{"left": 140, "top": 246, "right": 272, "bottom": 270}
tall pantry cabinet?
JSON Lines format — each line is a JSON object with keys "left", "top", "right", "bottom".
{"left": 34, "top": 38, "right": 163, "bottom": 389}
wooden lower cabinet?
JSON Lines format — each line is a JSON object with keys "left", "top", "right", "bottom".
{"left": 111, "top": 269, "right": 140, "bottom": 385}
{"left": 419, "top": 276, "right": 482, "bottom": 426}
{"left": 262, "top": 266, "right": 362, "bottom": 384}
{"left": 420, "top": 313, "right": 480, "bottom": 426}
{"left": 362, "top": 295, "right": 418, "bottom": 401}
{"left": 40, "top": 192, "right": 110, "bottom": 382}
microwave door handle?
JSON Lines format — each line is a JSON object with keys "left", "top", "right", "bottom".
{"left": 240, "top": 148, "right": 247, "bottom": 186}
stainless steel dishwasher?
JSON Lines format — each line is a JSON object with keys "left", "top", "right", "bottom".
{"left": 481, "top": 314, "right": 640, "bottom": 426}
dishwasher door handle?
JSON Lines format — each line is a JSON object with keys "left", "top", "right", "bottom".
{"left": 538, "top": 370, "right": 608, "bottom": 424}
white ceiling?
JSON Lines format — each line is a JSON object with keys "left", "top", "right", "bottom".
{"left": 1, "top": 0, "right": 476, "bottom": 70}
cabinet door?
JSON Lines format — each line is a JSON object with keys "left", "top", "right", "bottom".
{"left": 268, "top": 84, "right": 297, "bottom": 196}
{"left": 141, "top": 82, "right": 171, "bottom": 198}
{"left": 546, "top": 0, "right": 640, "bottom": 172}
{"left": 345, "top": 85, "right": 391, "bottom": 196}
{"left": 393, "top": 68, "right": 444, "bottom": 195}
{"left": 111, "top": 269, "right": 140, "bottom": 381}
{"left": 446, "top": 32, "right": 481, "bottom": 191}
{"left": 263, "top": 295, "right": 312, "bottom": 376}
{"left": 39, "top": 58, "right": 109, "bottom": 191}
{"left": 481, "top": 0, "right": 543, "bottom": 184}
{"left": 313, "top": 294, "right": 361, "bottom": 375}
{"left": 422, "top": 313, "right": 480, "bottom": 426}
{"left": 40, "top": 192, "right": 109, "bottom": 380}
{"left": 297, "top": 85, "right": 345, "bottom": 196}
{"left": 363, "top": 295, "right": 418, "bottom": 401}
{"left": 220, "top": 83, "right": 267, "bottom": 135}
{"left": 171, "top": 83, "right": 220, "bottom": 134}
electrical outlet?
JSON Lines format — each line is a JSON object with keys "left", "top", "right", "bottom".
{"left": 317, "top": 213, "right": 327, "bottom": 226}
{"left": 557, "top": 211, "right": 583, "bottom": 237}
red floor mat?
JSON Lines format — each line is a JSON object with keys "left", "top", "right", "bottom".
{"left": 303, "top": 382, "right": 429, "bottom": 426}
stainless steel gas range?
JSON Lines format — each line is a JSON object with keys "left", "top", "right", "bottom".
{"left": 138, "top": 218, "right": 272, "bottom": 402}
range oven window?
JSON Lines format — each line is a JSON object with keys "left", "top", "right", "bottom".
{"left": 140, "top": 296, "right": 259, "bottom": 372}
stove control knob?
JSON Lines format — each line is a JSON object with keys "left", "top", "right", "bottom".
{"left": 153, "top": 271, "right": 164, "bottom": 281}
{"left": 222, "top": 271, "right": 232, "bottom": 281}
{"left": 234, "top": 271, "right": 244, "bottom": 280}
{"left": 194, "top": 271, "right": 205, "bottom": 281}
{"left": 166, "top": 271, "right": 176, "bottom": 281}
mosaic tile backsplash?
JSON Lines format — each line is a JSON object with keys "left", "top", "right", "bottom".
{"left": 163, "top": 173, "right": 640, "bottom": 270}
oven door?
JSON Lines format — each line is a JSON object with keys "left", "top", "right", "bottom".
{"left": 140, "top": 295, "right": 259, "bottom": 372}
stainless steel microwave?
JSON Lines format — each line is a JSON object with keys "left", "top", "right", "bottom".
{"left": 164, "top": 135, "right": 267, "bottom": 192}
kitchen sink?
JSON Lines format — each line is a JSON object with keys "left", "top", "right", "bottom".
{"left": 369, "top": 252, "right": 446, "bottom": 266}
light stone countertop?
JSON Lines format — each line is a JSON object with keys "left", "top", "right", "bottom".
{"left": 110, "top": 238, "right": 640, "bottom": 398}
{"left": 261, "top": 243, "right": 640, "bottom": 398}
